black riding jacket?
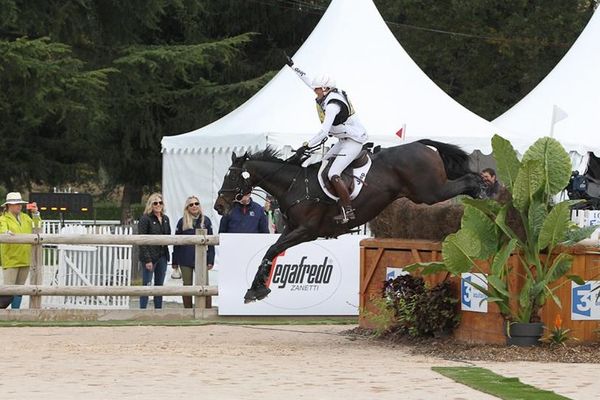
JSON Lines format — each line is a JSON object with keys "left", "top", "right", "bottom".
{"left": 138, "top": 213, "right": 171, "bottom": 263}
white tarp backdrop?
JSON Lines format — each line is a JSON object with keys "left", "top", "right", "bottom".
{"left": 494, "top": 9, "right": 600, "bottom": 159}
{"left": 161, "top": 0, "right": 511, "bottom": 226}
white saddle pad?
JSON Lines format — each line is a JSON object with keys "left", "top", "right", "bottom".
{"left": 317, "top": 157, "right": 373, "bottom": 201}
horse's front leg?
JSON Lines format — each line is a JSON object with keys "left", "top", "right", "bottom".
{"left": 244, "top": 225, "right": 317, "bottom": 303}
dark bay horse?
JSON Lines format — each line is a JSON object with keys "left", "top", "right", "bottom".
{"left": 214, "top": 139, "right": 481, "bottom": 302}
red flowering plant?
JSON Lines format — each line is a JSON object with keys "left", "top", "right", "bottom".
{"left": 541, "top": 314, "right": 573, "bottom": 346}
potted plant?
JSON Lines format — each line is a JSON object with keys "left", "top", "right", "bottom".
{"left": 406, "top": 134, "right": 596, "bottom": 345}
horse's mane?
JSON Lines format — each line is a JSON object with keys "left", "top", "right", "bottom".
{"left": 248, "top": 146, "right": 286, "bottom": 164}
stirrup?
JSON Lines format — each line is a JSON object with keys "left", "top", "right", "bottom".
{"left": 333, "top": 206, "right": 355, "bottom": 224}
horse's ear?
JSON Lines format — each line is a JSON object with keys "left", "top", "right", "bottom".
{"left": 231, "top": 152, "right": 237, "bottom": 162}
{"left": 244, "top": 151, "right": 250, "bottom": 160}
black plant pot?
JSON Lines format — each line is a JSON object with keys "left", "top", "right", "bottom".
{"left": 506, "top": 322, "right": 544, "bottom": 346}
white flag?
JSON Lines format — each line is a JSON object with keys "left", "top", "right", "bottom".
{"left": 550, "top": 105, "right": 568, "bottom": 137}
{"left": 552, "top": 104, "right": 568, "bottom": 124}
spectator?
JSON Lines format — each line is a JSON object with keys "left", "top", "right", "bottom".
{"left": 172, "top": 196, "right": 215, "bottom": 308}
{"left": 264, "top": 195, "right": 285, "bottom": 233}
{"left": 481, "top": 168, "right": 506, "bottom": 200}
{"left": 219, "top": 194, "right": 269, "bottom": 233}
{"left": 137, "top": 193, "right": 171, "bottom": 309}
{"left": 0, "top": 192, "right": 42, "bottom": 309}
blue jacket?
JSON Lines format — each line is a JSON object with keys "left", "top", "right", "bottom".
{"left": 218, "top": 200, "right": 269, "bottom": 234}
{"left": 172, "top": 216, "right": 215, "bottom": 267}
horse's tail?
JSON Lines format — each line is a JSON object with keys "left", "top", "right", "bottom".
{"left": 417, "top": 139, "right": 472, "bottom": 180}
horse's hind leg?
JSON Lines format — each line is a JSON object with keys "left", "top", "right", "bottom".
{"left": 456, "top": 172, "right": 484, "bottom": 198}
{"left": 422, "top": 173, "right": 482, "bottom": 204}
{"left": 245, "top": 226, "right": 317, "bottom": 303}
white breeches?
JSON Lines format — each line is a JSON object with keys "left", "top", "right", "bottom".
{"left": 324, "top": 138, "right": 364, "bottom": 179}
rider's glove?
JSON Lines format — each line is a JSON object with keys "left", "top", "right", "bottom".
{"left": 297, "top": 144, "right": 309, "bottom": 156}
{"left": 290, "top": 144, "right": 308, "bottom": 161}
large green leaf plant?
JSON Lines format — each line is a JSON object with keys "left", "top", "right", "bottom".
{"left": 407, "top": 134, "right": 596, "bottom": 323}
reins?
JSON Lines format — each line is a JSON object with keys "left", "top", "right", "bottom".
{"left": 220, "top": 142, "right": 336, "bottom": 215}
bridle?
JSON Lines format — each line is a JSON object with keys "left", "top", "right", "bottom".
{"left": 218, "top": 161, "right": 290, "bottom": 202}
{"left": 217, "top": 142, "right": 327, "bottom": 207}
{"left": 217, "top": 166, "right": 253, "bottom": 202}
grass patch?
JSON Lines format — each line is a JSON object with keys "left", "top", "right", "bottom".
{"left": 432, "top": 367, "right": 571, "bottom": 400}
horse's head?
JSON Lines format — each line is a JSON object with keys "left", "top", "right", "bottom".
{"left": 214, "top": 152, "right": 253, "bottom": 216}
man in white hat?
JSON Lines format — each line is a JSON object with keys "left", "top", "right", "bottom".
{"left": 0, "top": 192, "right": 42, "bottom": 309}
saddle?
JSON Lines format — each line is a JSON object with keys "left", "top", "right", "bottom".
{"left": 321, "top": 149, "right": 370, "bottom": 196}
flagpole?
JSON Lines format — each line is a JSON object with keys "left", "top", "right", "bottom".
{"left": 549, "top": 106, "right": 556, "bottom": 138}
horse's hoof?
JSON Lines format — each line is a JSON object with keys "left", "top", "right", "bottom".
{"left": 255, "top": 286, "right": 271, "bottom": 301}
{"left": 243, "top": 286, "right": 271, "bottom": 304}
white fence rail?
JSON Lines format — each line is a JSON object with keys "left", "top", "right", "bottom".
{"left": 43, "top": 220, "right": 122, "bottom": 229}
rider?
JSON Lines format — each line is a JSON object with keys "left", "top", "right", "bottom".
{"left": 287, "top": 58, "right": 368, "bottom": 223}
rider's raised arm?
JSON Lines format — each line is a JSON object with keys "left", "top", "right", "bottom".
{"left": 288, "top": 64, "right": 313, "bottom": 89}
{"left": 307, "top": 102, "right": 341, "bottom": 147}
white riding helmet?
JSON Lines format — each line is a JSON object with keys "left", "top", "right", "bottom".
{"left": 311, "top": 74, "right": 336, "bottom": 89}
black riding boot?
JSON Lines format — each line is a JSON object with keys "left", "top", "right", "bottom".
{"left": 244, "top": 259, "right": 272, "bottom": 303}
{"left": 330, "top": 175, "right": 355, "bottom": 224}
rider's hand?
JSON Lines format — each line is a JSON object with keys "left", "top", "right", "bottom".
{"left": 296, "top": 145, "right": 308, "bottom": 156}
{"left": 287, "top": 145, "right": 308, "bottom": 164}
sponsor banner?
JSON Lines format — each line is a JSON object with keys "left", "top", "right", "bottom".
{"left": 218, "top": 234, "right": 364, "bottom": 315}
{"left": 461, "top": 273, "right": 488, "bottom": 313}
{"left": 570, "top": 210, "right": 600, "bottom": 240}
{"left": 386, "top": 267, "right": 408, "bottom": 280}
{"left": 571, "top": 281, "right": 600, "bottom": 320}
{"left": 588, "top": 211, "right": 600, "bottom": 227}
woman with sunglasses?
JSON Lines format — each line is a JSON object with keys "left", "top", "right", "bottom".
{"left": 137, "top": 193, "right": 171, "bottom": 309}
{"left": 172, "top": 196, "right": 215, "bottom": 308}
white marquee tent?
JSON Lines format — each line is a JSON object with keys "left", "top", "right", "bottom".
{"left": 494, "top": 9, "right": 600, "bottom": 172}
{"left": 161, "top": 0, "right": 512, "bottom": 225}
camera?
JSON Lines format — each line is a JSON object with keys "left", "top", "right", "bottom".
{"left": 567, "top": 171, "right": 589, "bottom": 200}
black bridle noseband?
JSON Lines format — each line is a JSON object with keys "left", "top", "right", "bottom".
{"left": 217, "top": 166, "right": 253, "bottom": 202}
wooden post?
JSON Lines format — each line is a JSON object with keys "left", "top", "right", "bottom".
{"left": 194, "top": 229, "right": 208, "bottom": 313}
{"left": 29, "top": 227, "right": 43, "bottom": 309}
